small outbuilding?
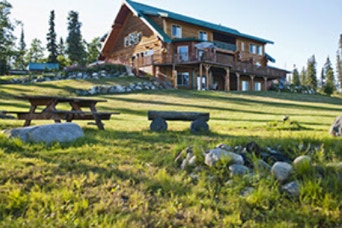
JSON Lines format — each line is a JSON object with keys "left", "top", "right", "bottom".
{"left": 27, "top": 62, "right": 59, "bottom": 72}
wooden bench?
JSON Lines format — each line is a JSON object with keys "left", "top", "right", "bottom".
{"left": 147, "top": 110, "right": 210, "bottom": 133}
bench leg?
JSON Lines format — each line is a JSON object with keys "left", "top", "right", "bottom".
{"left": 190, "top": 118, "right": 209, "bottom": 134}
{"left": 150, "top": 117, "right": 167, "bottom": 132}
{"left": 24, "top": 105, "right": 37, "bottom": 127}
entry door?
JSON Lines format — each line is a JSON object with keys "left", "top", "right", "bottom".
{"left": 197, "top": 76, "right": 207, "bottom": 90}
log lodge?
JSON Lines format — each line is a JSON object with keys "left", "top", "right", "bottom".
{"left": 100, "top": 0, "right": 288, "bottom": 91}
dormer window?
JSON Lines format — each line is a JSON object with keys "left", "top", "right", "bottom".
{"left": 172, "top": 25, "right": 182, "bottom": 38}
{"left": 199, "top": 31, "right": 208, "bottom": 41}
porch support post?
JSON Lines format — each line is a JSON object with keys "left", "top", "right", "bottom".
{"left": 204, "top": 64, "right": 211, "bottom": 90}
{"left": 172, "top": 64, "right": 177, "bottom": 89}
{"left": 199, "top": 63, "right": 202, "bottom": 90}
{"left": 250, "top": 75, "right": 255, "bottom": 91}
{"left": 236, "top": 73, "right": 240, "bottom": 91}
{"left": 263, "top": 76, "right": 268, "bottom": 91}
{"left": 225, "top": 67, "right": 230, "bottom": 91}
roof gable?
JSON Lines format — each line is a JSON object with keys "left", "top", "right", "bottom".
{"left": 125, "top": 0, "right": 274, "bottom": 44}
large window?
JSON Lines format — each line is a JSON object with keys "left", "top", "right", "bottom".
{"left": 254, "top": 82, "right": 261, "bottom": 91}
{"left": 199, "top": 31, "right": 208, "bottom": 41}
{"left": 242, "top": 81, "right": 249, "bottom": 91}
{"left": 124, "top": 32, "right": 142, "bottom": 47}
{"left": 177, "top": 45, "right": 189, "bottom": 61}
{"left": 257, "top": 45, "right": 263, "bottom": 55}
{"left": 177, "top": 72, "right": 190, "bottom": 86}
{"left": 249, "top": 43, "right": 256, "bottom": 54}
{"left": 172, "top": 25, "right": 182, "bottom": 38}
{"left": 241, "top": 42, "right": 245, "bottom": 51}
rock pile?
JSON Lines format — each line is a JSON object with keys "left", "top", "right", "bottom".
{"left": 175, "top": 142, "right": 339, "bottom": 197}
{"left": 75, "top": 81, "right": 165, "bottom": 96}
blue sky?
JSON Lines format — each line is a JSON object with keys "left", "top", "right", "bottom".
{"left": 10, "top": 0, "right": 342, "bottom": 74}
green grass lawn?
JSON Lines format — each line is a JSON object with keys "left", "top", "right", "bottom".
{"left": 0, "top": 78, "right": 342, "bottom": 227}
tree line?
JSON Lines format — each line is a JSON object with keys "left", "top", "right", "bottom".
{"left": 0, "top": 0, "right": 101, "bottom": 75}
{"left": 289, "top": 35, "right": 342, "bottom": 95}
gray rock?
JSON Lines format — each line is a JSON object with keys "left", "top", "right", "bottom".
{"left": 293, "top": 155, "right": 312, "bottom": 170}
{"left": 229, "top": 164, "right": 250, "bottom": 177}
{"left": 271, "top": 162, "right": 293, "bottom": 182}
{"left": 330, "top": 116, "right": 342, "bottom": 136}
{"left": 216, "top": 143, "right": 233, "bottom": 151}
{"left": 150, "top": 117, "right": 167, "bottom": 132}
{"left": 281, "top": 181, "right": 300, "bottom": 197}
{"left": 254, "top": 159, "right": 272, "bottom": 173}
{"left": 3, "top": 123, "right": 84, "bottom": 144}
{"left": 190, "top": 119, "right": 209, "bottom": 134}
{"left": 204, "top": 148, "right": 244, "bottom": 167}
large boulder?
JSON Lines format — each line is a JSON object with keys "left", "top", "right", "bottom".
{"left": 330, "top": 116, "right": 342, "bottom": 136}
{"left": 3, "top": 123, "right": 84, "bottom": 144}
{"left": 271, "top": 162, "right": 293, "bottom": 182}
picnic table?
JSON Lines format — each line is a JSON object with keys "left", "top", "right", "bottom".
{"left": 5, "top": 95, "right": 119, "bottom": 130}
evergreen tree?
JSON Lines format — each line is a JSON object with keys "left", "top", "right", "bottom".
{"left": 86, "top": 37, "right": 101, "bottom": 64}
{"left": 306, "top": 55, "right": 317, "bottom": 89}
{"left": 320, "top": 67, "right": 325, "bottom": 88}
{"left": 300, "top": 67, "right": 307, "bottom": 86}
{"left": 291, "top": 66, "right": 300, "bottom": 86}
{"left": 46, "top": 10, "right": 58, "bottom": 63}
{"left": 57, "top": 37, "right": 65, "bottom": 56}
{"left": 0, "top": 0, "right": 16, "bottom": 74}
{"left": 13, "top": 26, "right": 26, "bottom": 69}
{"left": 66, "top": 11, "right": 86, "bottom": 65}
{"left": 337, "top": 34, "right": 342, "bottom": 91}
{"left": 25, "top": 38, "right": 45, "bottom": 63}
{"left": 323, "top": 57, "right": 335, "bottom": 95}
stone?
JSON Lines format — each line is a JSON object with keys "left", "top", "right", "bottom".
{"left": 281, "top": 181, "right": 300, "bottom": 197}
{"left": 204, "top": 148, "right": 244, "bottom": 167}
{"left": 229, "top": 164, "right": 250, "bottom": 177}
{"left": 271, "top": 162, "right": 293, "bottom": 182}
{"left": 330, "top": 116, "right": 342, "bottom": 136}
{"left": 3, "top": 123, "right": 84, "bottom": 144}
{"left": 253, "top": 159, "right": 272, "bottom": 173}
{"left": 216, "top": 143, "right": 233, "bottom": 151}
{"left": 293, "top": 155, "right": 312, "bottom": 170}
{"left": 150, "top": 117, "right": 167, "bottom": 132}
{"left": 190, "top": 118, "right": 209, "bottom": 134}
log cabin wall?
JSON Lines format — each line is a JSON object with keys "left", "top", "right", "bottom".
{"left": 236, "top": 38, "right": 266, "bottom": 66}
{"left": 108, "top": 12, "right": 161, "bottom": 65}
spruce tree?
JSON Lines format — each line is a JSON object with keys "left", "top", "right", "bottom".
{"left": 14, "top": 26, "right": 26, "bottom": 69}
{"left": 337, "top": 34, "right": 342, "bottom": 91}
{"left": 46, "top": 10, "right": 58, "bottom": 63}
{"left": 0, "top": 0, "right": 16, "bottom": 74}
{"left": 86, "top": 37, "right": 101, "bottom": 64}
{"left": 306, "top": 55, "right": 317, "bottom": 89}
{"left": 57, "top": 37, "right": 65, "bottom": 56}
{"left": 292, "top": 66, "right": 300, "bottom": 86}
{"left": 300, "top": 67, "right": 307, "bottom": 86}
{"left": 66, "top": 11, "right": 86, "bottom": 65}
{"left": 323, "top": 57, "right": 335, "bottom": 95}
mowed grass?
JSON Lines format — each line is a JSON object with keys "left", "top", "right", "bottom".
{"left": 0, "top": 78, "right": 342, "bottom": 227}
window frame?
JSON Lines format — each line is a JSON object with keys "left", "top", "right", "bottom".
{"left": 242, "top": 80, "right": 249, "bottom": 91}
{"left": 249, "top": 43, "right": 256, "bottom": 54}
{"left": 172, "top": 24, "right": 182, "bottom": 38}
{"left": 199, "top": 31, "right": 208, "bottom": 41}
{"left": 254, "top": 82, "right": 262, "bottom": 91}
{"left": 177, "top": 45, "right": 189, "bottom": 61}
{"left": 257, "top": 45, "right": 263, "bottom": 55}
{"left": 177, "top": 72, "right": 190, "bottom": 86}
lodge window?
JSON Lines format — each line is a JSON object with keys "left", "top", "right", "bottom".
{"left": 249, "top": 44, "right": 256, "bottom": 54}
{"left": 177, "top": 45, "right": 189, "bottom": 61}
{"left": 242, "top": 81, "right": 249, "bottom": 91}
{"left": 172, "top": 25, "right": 182, "bottom": 38}
{"left": 254, "top": 82, "right": 261, "bottom": 91}
{"left": 177, "top": 72, "right": 190, "bottom": 86}
{"left": 257, "top": 45, "right": 263, "bottom": 55}
{"left": 241, "top": 42, "right": 245, "bottom": 51}
{"left": 124, "top": 32, "right": 142, "bottom": 47}
{"left": 199, "top": 31, "right": 208, "bottom": 41}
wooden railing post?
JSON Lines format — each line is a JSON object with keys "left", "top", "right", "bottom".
{"left": 225, "top": 67, "right": 230, "bottom": 91}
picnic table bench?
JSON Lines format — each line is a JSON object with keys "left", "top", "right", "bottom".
{"left": 147, "top": 110, "right": 210, "bottom": 133}
{"left": 4, "top": 95, "right": 119, "bottom": 130}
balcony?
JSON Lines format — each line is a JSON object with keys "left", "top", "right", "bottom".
{"left": 132, "top": 52, "right": 286, "bottom": 78}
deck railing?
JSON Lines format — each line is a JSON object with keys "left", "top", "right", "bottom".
{"left": 132, "top": 53, "right": 286, "bottom": 78}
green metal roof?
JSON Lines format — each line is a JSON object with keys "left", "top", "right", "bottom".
{"left": 125, "top": 0, "right": 274, "bottom": 44}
